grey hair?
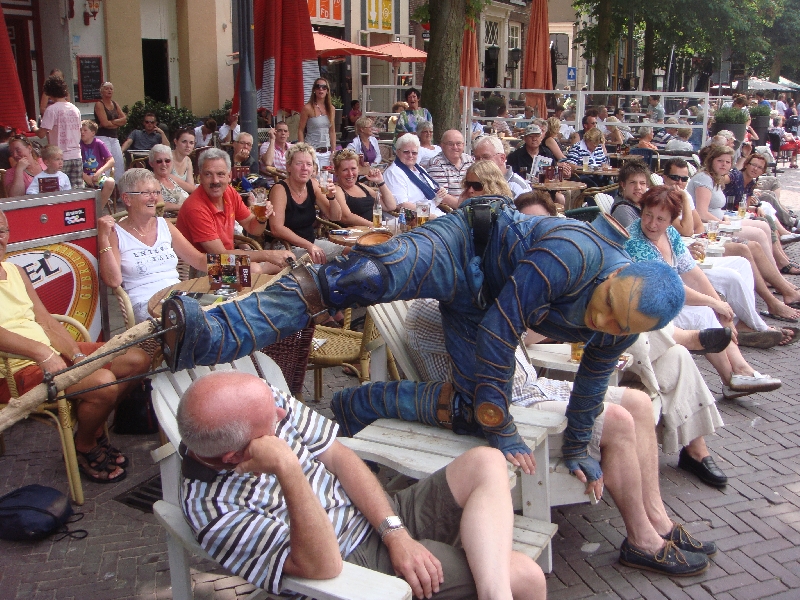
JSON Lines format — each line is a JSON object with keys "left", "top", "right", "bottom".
{"left": 149, "top": 144, "right": 173, "bottom": 163}
{"left": 286, "top": 142, "right": 318, "bottom": 167}
{"left": 638, "top": 126, "right": 653, "bottom": 137}
{"left": 177, "top": 408, "right": 252, "bottom": 458}
{"left": 416, "top": 121, "right": 433, "bottom": 134}
{"left": 396, "top": 133, "right": 420, "bottom": 152}
{"left": 473, "top": 135, "right": 504, "bottom": 156}
{"left": 354, "top": 115, "right": 374, "bottom": 130}
{"left": 100, "top": 82, "right": 113, "bottom": 90}
{"left": 177, "top": 387, "right": 252, "bottom": 458}
{"left": 199, "top": 147, "right": 231, "bottom": 171}
{"left": 117, "top": 168, "right": 157, "bottom": 194}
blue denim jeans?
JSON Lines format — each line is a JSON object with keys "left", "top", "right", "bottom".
{"left": 168, "top": 200, "right": 639, "bottom": 479}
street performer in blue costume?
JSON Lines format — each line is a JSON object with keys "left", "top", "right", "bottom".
{"left": 161, "top": 195, "right": 684, "bottom": 482}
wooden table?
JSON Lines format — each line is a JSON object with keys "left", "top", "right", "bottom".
{"left": 574, "top": 166, "right": 620, "bottom": 178}
{"left": 328, "top": 225, "right": 380, "bottom": 247}
{"left": 147, "top": 273, "right": 279, "bottom": 318}
{"left": 526, "top": 343, "right": 630, "bottom": 386}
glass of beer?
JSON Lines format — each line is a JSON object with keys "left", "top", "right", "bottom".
{"left": 694, "top": 239, "right": 707, "bottom": 264}
{"left": 569, "top": 342, "right": 584, "bottom": 363}
{"left": 582, "top": 156, "right": 590, "bottom": 171}
{"left": 738, "top": 200, "right": 747, "bottom": 218}
{"left": 416, "top": 203, "right": 430, "bottom": 226}
{"left": 373, "top": 206, "right": 383, "bottom": 227}
{"left": 706, "top": 221, "right": 719, "bottom": 242}
{"left": 251, "top": 189, "right": 268, "bottom": 221}
{"left": 318, "top": 170, "right": 330, "bottom": 195}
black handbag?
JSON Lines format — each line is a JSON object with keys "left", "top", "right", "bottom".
{"left": 0, "top": 485, "right": 86, "bottom": 541}
{"left": 112, "top": 378, "right": 159, "bottom": 435}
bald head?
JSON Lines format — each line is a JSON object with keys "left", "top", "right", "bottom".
{"left": 178, "top": 371, "right": 277, "bottom": 458}
{"left": 440, "top": 129, "right": 465, "bottom": 163}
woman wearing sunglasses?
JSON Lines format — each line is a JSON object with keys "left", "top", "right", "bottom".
{"left": 149, "top": 144, "right": 188, "bottom": 212}
{"left": 299, "top": 78, "right": 336, "bottom": 168}
{"left": 459, "top": 160, "right": 512, "bottom": 204}
{"left": 383, "top": 133, "right": 447, "bottom": 217}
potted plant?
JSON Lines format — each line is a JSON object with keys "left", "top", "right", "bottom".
{"left": 749, "top": 104, "right": 773, "bottom": 143}
{"left": 710, "top": 106, "right": 749, "bottom": 141}
{"left": 331, "top": 94, "right": 344, "bottom": 137}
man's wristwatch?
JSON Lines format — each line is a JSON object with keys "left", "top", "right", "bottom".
{"left": 377, "top": 515, "right": 405, "bottom": 541}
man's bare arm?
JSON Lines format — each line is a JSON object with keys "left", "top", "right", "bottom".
{"left": 236, "top": 436, "right": 342, "bottom": 579}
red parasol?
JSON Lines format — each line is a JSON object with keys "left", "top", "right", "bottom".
{"left": 521, "top": 0, "right": 553, "bottom": 119}
{"left": 251, "top": 0, "right": 319, "bottom": 115}
{"left": 313, "top": 31, "right": 389, "bottom": 60}
{"left": 0, "top": 6, "right": 29, "bottom": 131}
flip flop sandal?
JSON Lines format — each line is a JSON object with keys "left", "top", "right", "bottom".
{"left": 779, "top": 326, "right": 800, "bottom": 346}
{"left": 737, "top": 329, "right": 783, "bottom": 349}
{"left": 759, "top": 309, "right": 800, "bottom": 323}
{"left": 76, "top": 444, "right": 127, "bottom": 484}
{"left": 96, "top": 432, "right": 128, "bottom": 468}
{"left": 779, "top": 264, "right": 800, "bottom": 275}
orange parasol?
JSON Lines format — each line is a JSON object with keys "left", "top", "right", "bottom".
{"left": 521, "top": 0, "right": 553, "bottom": 119}
{"left": 313, "top": 31, "right": 390, "bottom": 60}
{"left": 460, "top": 22, "right": 480, "bottom": 88}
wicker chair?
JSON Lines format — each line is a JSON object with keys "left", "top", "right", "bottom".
{"left": 306, "top": 312, "right": 381, "bottom": 402}
{"left": 0, "top": 315, "right": 92, "bottom": 504}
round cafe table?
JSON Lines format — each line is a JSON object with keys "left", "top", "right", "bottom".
{"left": 147, "top": 273, "right": 280, "bottom": 319}
{"left": 328, "top": 225, "right": 381, "bottom": 247}
{"left": 574, "top": 166, "right": 620, "bottom": 178}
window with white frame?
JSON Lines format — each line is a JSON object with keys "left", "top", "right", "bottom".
{"left": 484, "top": 20, "right": 500, "bottom": 46}
{"left": 509, "top": 24, "right": 520, "bottom": 51}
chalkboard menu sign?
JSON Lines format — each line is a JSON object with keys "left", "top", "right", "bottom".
{"left": 77, "top": 56, "right": 103, "bottom": 102}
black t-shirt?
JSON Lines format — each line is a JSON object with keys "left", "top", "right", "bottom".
{"left": 278, "top": 180, "right": 317, "bottom": 244}
{"left": 506, "top": 144, "right": 555, "bottom": 176}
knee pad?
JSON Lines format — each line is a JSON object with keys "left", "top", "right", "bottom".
{"left": 318, "top": 254, "right": 389, "bottom": 308}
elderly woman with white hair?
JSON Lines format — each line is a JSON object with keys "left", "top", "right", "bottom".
{"left": 383, "top": 133, "right": 447, "bottom": 217}
{"left": 149, "top": 143, "right": 189, "bottom": 212}
{"left": 416, "top": 121, "right": 441, "bottom": 168}
{"left": 346, "top": 115, "right": 382, "bottom": 167}
{"left": 635, "top": 127, "right": 659, "bottom": 151}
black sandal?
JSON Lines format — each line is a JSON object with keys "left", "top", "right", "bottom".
{"left": 96, "top": 433, "right": 128, "bottom": 468}
{"left": 76, "top": 444, "right": 127, "bottom": 484}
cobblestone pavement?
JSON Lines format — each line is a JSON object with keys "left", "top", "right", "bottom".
{"left": 1, "top": 170, "right": 800, "bottom": 599}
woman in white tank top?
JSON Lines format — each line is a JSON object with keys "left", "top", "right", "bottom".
{"left": 298, "top": 77, "right": 336, "bottom": 168}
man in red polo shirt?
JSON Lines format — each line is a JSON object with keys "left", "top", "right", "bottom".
{"left": 176, "top": 148, "right": 293, "bottom": 273}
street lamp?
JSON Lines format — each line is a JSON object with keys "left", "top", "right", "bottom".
{"left": 508, "top": 47, "right": 522, "bottom": 70}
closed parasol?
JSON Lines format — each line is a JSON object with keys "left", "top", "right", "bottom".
{"left": 0, "top": 6, "right": 29, "bottom": 131}
{"left": 253, "top": 0, "right": 319, "bottom": 115}
{"left": 521, "top": 0, "right": 553, "bottom": 119}
{"left": 460, "top": 21, "right": 480, "bottom": 89}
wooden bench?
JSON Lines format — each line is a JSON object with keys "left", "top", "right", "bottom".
{"left": 151, "top": 354, "right": 413, "bottom": 600}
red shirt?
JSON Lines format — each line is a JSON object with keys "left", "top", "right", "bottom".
{"left": 175, "top": 185, "right": 251, "bottom": 252}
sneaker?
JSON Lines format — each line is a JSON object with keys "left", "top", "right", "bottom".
{"left": 728, "top": 372, "right": 781, "bottom": 393}
{"left": 619, "top": 539, "right": 709, "bottom": 577}
{"left": 662, "top": 523, "right": 717, "bottom": 556}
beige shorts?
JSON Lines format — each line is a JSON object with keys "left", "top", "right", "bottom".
{"left": 530, "top": 385, "right": 624, "bottom": 461}
{"left": 345, "top": 467, "right": 478, "bottom": 599}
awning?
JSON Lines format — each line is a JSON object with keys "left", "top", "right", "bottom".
{"left": 735, "top": 77, "right": 794, "bottom": 92}
{"left": 778, "top": 76, "right": 800, "bottom": 90}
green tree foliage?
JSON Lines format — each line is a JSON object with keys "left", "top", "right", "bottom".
{"left": 120, "top": 98, "right": 198, "bottom": 142}
{"left": 573, "top": 0, "right": 784, "bottom": 90}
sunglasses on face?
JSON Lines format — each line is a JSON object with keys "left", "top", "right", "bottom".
{"left": 667, "top": 174, "right": 689, "bottom": 182}
{"left": 154, "top": 158, "right": 172, "bottom": 165}
{"left": 144, "top": 120, "right": 156, "bottom": 124}
{"left": 463, "top": 180, "right": 484, "bottom": 191}
{"left": 314, "top": 84, "right": 328, "bottom": 90}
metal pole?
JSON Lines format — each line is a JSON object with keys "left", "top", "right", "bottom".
{"left": 237, "top": 0, "right": 258, "bottom": 162}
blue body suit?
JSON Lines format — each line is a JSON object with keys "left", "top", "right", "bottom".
{"left": 166, "top": 199, "right": 645, "bottom": 480}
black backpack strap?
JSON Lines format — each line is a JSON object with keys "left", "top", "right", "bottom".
{"left": 472, "top": 202, "right": 496, "bottom": 259}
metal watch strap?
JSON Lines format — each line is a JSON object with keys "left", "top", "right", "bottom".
{"left": 377, "top": 515, "right": 404, "bottom": 541}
